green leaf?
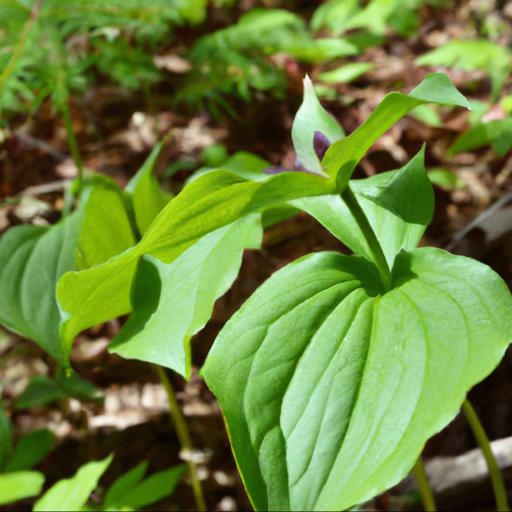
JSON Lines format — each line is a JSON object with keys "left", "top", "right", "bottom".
{"left": 76, "top": 181, "right": 136, "bottom": 270}
{"left": 55, "top": 368, "right": 102, "bottom": 401}
{"left": 284, "top": 38, "right": 357, "bottom": 64}
{"left": 311, "top": 0, "right": 359, "bottom": 35}
{"left": 410, "top": 104, "right": 442, "bottom": 127}
{"left": 291, "top": 76, "right": 345, "bottom": 174}
{"left": 0, "top": 212, "right": 81, "bottom": 363}
{"left": 189, "top": 152, "right": 298, "bottom": 228}
{"left": 110, "top": 216, "right": 261, "bottom": 376}
{"left": 318, "top": 62, "right": 374, "bottom": 84}
{"left": 296, "top": 149, "right": 433, "bottom": 267}
{"left": 188, "top": 151, "right": 271, "bottom": 184}
{"left": 5, "top": 430, "right": 55, "bottom": 472}
{"left": 126, "top": 143, "right": 170, "bottom": 236}
{"left": 0, "top": 471, "right": 44, "bottom": 506}
{"left": 33, "top": 455, "right": 112, "bottom": 512}
{"left": 417, "top": 39, "right": 511, "bottom": 100}
{"left": 57, "top": 170, "right": 334, "bottom": 354}
{"left": 0, "top": 401, "right": 12, "bottom": 471}
{"left": 449, "top": 119, "right": 512, "bottom": 157}
{"left": 322, "top": 73, "right": 469, "bottom": 187}
{"left": 203, "top": 248, "right": 512, "bottom": 510}
{"left": 427, "top": 168, "right": 464, "bottom": 191}
{"left": 15, "top": 376, "right": 64, "bottom": 410}
{"left": 110, "top": 465, "right": 186, "bottom": 509}
{"left": 200, "top": 144, "right": 229, "bottom": 167}
{"left": 104, "top": 461, "right": 148, "bottom": 508}
{"left": 0, "top": 160, "right": 128, "bottom": 367}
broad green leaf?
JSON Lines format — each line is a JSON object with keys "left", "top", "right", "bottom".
{"left": 57, "top": 170, "right": 334, "bottom": 353}
{"left": 291, "top": 76, "right": 345, "bottom": 174}
{"left": 318, "top": 62, "right": 374, "bottom": 84}
{"left": 0, "top": 179, "right": 133, "bottom": 365}
{"left": 189, "top": 152, "right": 298, "bottom": 228}
{"left": 0, "top": 471, "right": 44, "bottom": 505}
{"left": 126, "top": 143, "right": 170, "bottom": 236}
{"left": 33, "top": 455, "right": 112, "bottom": 512}
{"left": 111, "top": 464, "right": 186, "bottom": 509}
{"left": 5, "top": 430, "right": 55, "bottom": 472}
{"left": 203, "top": 248, "right": 512, "bottom": 511}
{"left": 0, "top": 401, "right": 11, "bottom": 471}
{"left": 110, "top": 215, "right": 262, "bottom": 376}
{"left": 0, "top": 212, "right": 82, "bottom": 363}
{"left": 104, "top": 461, "right": 148, "bottom": 508}
{"left": 15, "top": 376, "right": 64, "bottom": 410}
{"left": 296, "top": 149, "right": 433, "bottom": 267}
{"left": 322, "top": 73, "right": 469, "bottom": 186}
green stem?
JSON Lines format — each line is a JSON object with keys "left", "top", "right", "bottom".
{"left": 462, "top": 399, "right": 509, "bottom": 511}
{"left": 155, "top": 366, "right": 207, "bottom": 511}
{"left": 0, "top": 0, "right": 42, "bottom": 115}
{"left": 413, "top": 457, "right": 437, "bottom": 511}
{"left": 60, "top": 99, "right": 84, "bottom": 196}
{"left": 340, "top": 185, "right": 392, "bottom": 290}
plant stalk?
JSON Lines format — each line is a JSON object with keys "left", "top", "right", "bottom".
{"left": 413, "top": 456, "right": 437, "bottom": 511}
{"left": 155, "top": 365, "right": 207, "bottom": 511}
{"left": 462, "top": 399, "right": 509, "bottom": 512}
{"left": 60, "top": 99, "right": 84, "bottom": 196}
{"left": 340, "top": 185, "right": 392, "bottom": 290}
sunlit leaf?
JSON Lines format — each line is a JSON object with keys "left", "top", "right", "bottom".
{"left": 57, "top": 170, "right": 334, "bottom": 353}
{"left": 296, "top": 149, "right": 432, "bottom": 267}
{"left": 204, "top": 248, "right": 512, "bottom": 510}
{"left": 33, "top": 455, "right": 112, "bottom": 512}
{"left": 0, "top": 471, "right": 44, "bottom": 506}
{"left": 322, "top": 73, "right": 469, "bottom": 186}
{"left": 126, "top": 142, "right": 170, "bottom": 236}
{"left": 110, "top": 215, "right": 262, "bottom": 376}
{"left": 110, "top": 464, "right": 186, "bottom": 509}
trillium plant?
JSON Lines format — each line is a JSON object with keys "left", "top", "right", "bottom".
{"left": 1, "top": 73, "right": 511, "bottom": 511}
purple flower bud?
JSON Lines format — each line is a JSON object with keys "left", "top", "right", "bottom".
{"left": 313, "top": 131, "right": 330, "bottom": 161}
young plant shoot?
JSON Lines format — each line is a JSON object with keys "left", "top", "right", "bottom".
{"left": 0, "top": 73, "right": 510, "bottom": 511}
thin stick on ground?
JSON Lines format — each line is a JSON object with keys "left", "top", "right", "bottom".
{"left": 155, "top": 365, "right": 207, "bottom": 511}
{"left": 463, "top": 399, "right": 510, "bottom": 512}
